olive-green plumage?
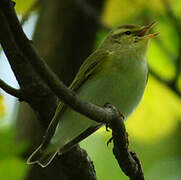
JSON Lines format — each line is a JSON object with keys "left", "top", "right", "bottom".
{"left": 27, "top": 23, "right": 158, "bottom": 167}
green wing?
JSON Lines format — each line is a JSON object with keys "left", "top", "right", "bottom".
{"left": 41, "top": 49, "right": 111, "bottom": 148}
{"left": 69, "top": 49, "right": 110, "bottom": 91}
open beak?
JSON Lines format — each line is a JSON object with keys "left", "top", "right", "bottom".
{"left": 136, "top": 21, "right": 159, "bottom": 39}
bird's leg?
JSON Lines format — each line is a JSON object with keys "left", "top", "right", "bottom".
{"left": 117, "top": 110, "right": 129, "bottom": 147}
{"left": 107, "top": 137, "right": 113, "bottom": 146}
{"left": 105, "top": 123, "right": 111, "bottom": 132}
{"left": 107, "top": 131, "right": 129, "bottom": 147}
{"left": 105, "top": 123, "right": 113, "bottom": 146}
{"left": 104, "top": 102, "right": 112, "bottom": 132}
{"left": 118, "top": 111, "right": 125, "bottom": 120}
{"left": 125, "top": 132, "right": 129, "bottom": 147}
{"left": 103, "top": 102, "right": 126, "bottom": 146}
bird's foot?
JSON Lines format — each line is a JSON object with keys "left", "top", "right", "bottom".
{"left": 106, "top": 133, "right": 129, "bottom": 147}
{"left": 107, "top": 137, "right": 113, "bottom": 146}
{"left": 103, "top": 102, "right": 127, "bottom": 147}
{"left": 118, "top": 110, "right": 125, "bottom": 120}
{"left": 105, "top": 123, "right": 111, "bottom": 132}
{"left": 126, "top": 132, "right": 129, "bottom": 147}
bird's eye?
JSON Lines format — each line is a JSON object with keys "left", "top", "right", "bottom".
{"left": 124, "top": 31, "right": 131, "bottom": 35}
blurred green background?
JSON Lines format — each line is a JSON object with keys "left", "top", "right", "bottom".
{"left": 0, "top": 0, "right": 181, "bottom": 179}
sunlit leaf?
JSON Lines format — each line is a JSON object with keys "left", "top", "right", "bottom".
{"left": 0, "top": 127, "right": 28, "bottom": 179}
{"left": 148, "top": 41, "right": 175, "bottom": 80}
{"left": 157, "top": 20, "right": 179, "bottom": 55}
{"left": 172, "top": 0, "right": 181, "bottom": 17}
{"left": 103, "top": 0, "right": 140, "bottom": 25}
{"left": 0, "top": 127, "right": 28, "bottom": 161}
{"left": 0, "top": 95, "right": 5, "bottom": 116}
{"left": 102, "top": 0, "right": 165, "bottom": 26}
{"left": 127, "top": 76, "right": 181, "bottom": 142}
{"left": 0, "top": 157, "right": 28, "bottom": 180}
{"left": 14, "top": 0, "right": 37, "bottom": 14}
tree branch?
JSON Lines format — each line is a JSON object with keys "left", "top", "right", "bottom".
{"left": 0, "top": 1, "right": 58, "bottom": 128}
{"left": 0, "top": 2, "right": 99, "bottom": 180}
{"left": 0, "top": 78, "right": 24, "bottom": 99}
{"left": 105, "top": 103, "right": 145, "bottom": 180}
{"left": 0, "top": 0, "right": 111, "bottom": 124}
{"left": 0, "top": 1, "right": 104, "bottom": 180}
{"left": 149, "top": 68, "right": 181, "bottom": 97}
{"left": 162, "top": 0, "right": 181, "bottom": 34}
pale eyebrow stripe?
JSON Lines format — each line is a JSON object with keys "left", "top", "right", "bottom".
{"left": 112, "top": 29, "right": 124, "bottom": 36}
{"left": 118, "top": 25, "right": 139, "bottom": 29}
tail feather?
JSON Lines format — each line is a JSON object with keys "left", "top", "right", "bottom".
{"left": 27, "top": 145, "right": 42, "bottom": 164}
{"left": 27, "top": 146, "right": 58, "bottom": 168}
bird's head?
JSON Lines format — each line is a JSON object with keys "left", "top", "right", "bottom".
{"left": 100, "top": 22, "right": 159, "bottom": 54}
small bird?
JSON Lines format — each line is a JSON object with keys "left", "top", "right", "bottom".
{"left": 27, "top": 22, "right": 158, "bottom": 167}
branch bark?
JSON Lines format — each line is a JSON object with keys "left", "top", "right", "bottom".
{"left": 105, "top": 104, "right": 145, "bottom": 180}
{"left": 0, "top": 78, "right": 24, "bottom": 99}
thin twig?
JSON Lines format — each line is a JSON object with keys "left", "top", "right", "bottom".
{"left": 162, "top": 0, "right": 181, "bottom": 87}
{"left": 162, "top": 0, "right": 181, "bottom": 33}
{"left": 0, "top": 78, "right": 24, "bottom": 99}
{"left": 149, "top": 68, "right": 181, "bottom": 97}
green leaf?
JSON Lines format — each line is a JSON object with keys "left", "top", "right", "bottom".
{"left": 0, "top": 95, "right": 5, "bottom": 117}
{"left": 14, "top": 0, "right": 37, "bottom": 14}
{"left": 0, "top": 157, "right": 28, "bottom": 180}
{"left": 0, "top": 127, "right": 28, "bottom": 161}
{"left": 127, "top": 76, "right": 181, "bottom": 142}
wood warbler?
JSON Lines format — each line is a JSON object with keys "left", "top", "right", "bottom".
{"left": 27, "top": 22, "right": 158, "bottom": 167}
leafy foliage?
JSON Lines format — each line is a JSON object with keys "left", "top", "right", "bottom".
{"left": 0, "top": 127, "right": 28, "bottom": 180}
{"left": 0, "top": 95, "right": 5, "bottom": 116}
{"left": 14, "top": 0, "right": 37, "bottom": 14}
